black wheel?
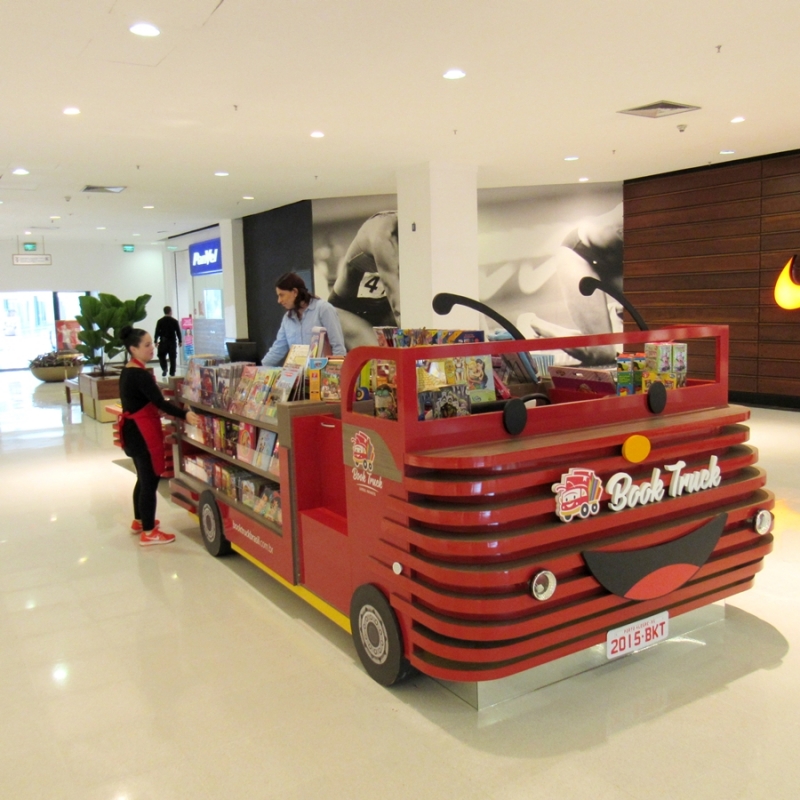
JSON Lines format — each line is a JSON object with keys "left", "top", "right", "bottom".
{"left": 199, "top": 490, "right": 231, "bottom": 556}
{"left": 579, "top": 503, "right": 590, "bottom": 518}
{"left": 350, "top": 584, "right": 415, "bottom": 686}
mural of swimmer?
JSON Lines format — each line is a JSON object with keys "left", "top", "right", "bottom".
{"left": 312, "top": 195, "right": 400, "bottom": 350}
{"left": 477, "top": 183, "right": 624, "bottom": 366}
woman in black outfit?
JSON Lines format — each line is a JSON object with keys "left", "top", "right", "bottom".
{"left": 119, "top": 326, "right": 199, "bottom": 546}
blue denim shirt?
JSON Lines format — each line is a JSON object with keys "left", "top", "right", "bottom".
{"left": 261, "top": 298, "right": 346, "bottom": 366}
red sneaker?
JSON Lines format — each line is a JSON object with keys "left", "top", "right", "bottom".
{"left": 131, "top": 519, "right": 160, "bottom": 533}
{"left": 139, "top": 528, "right": 176, "bottom": 547}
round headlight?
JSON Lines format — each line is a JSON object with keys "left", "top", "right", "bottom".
{"left": 754, "top": 509, "right": 773, "bottom": 536}
{"left": 531, "top": 570, "right": 557, "bottom": 601}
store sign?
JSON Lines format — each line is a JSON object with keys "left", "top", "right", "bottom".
{"left": 189, "top": 237, "right": 222, "bottom": 276}
{"left": 552, "top": 456, "right": 722, "bottom": 523}
{"left": 12, "top": 254, "right": 52, "bottom": 265}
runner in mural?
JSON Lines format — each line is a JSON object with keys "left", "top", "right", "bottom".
{"left": 327, "top": 211, "right": 400, "bottom": 349}
{"left": 481, "top": 201, "right": 624, "bottom": 366}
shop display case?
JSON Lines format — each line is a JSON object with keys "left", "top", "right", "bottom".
{"left": 169, "top": 323, "right": 774, "bottom": 687}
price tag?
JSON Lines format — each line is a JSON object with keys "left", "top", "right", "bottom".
{"left": 606, "top": 611, "right": 669, "bottom": 660}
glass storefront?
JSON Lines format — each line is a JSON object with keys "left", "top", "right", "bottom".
{"left": 0, "top": 291, "right": 87, "bottom": 370}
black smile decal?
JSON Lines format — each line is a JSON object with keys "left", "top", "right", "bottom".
{"left": 582, "top": 513, "right": 726, "bottom": 600}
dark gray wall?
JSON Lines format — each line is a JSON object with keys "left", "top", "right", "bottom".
{"left": 242, "top": 200, "right": 314, "bottom": 361}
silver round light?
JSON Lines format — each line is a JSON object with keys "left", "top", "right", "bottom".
{"left": 754, "top": 509, "right": 773, "bottom": 535}
{"left": 392, "top": 561, "right": 403, "bottom": 575}
{"left": 531, "top": 570, "right": 557, "bottom": 601}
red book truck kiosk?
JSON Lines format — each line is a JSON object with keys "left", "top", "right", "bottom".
{"left": 169, "top": 324, "right": 775, "bottom": 688}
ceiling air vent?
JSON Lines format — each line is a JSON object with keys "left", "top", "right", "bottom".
{"left": 618, "top": 100, "right": 701, "bottom": 118}
{"left": 82, "top": 185, "right": 127, "bottom": 193}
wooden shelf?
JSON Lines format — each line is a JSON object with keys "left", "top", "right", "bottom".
{"left": 179, "top": 436, "right": 280, "bottom": 484}
{"left": 173, "top": 469, "right": 283, "bottom": 536}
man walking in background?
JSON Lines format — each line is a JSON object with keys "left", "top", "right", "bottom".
{"left": 153, "top": 306, "right": 182, "bottom": 377}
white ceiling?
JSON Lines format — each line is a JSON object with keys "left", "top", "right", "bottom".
{"left": 1, "top": 0, "right": 799, "bottom": 244}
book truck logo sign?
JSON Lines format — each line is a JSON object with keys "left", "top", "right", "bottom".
{"left": 351, "top": 431, "right": 383, "bottom": 495}
{"left": 552, "top": 456, "right": 722, "bottom": 522}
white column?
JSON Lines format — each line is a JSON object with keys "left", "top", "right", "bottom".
{"left": 396, "top": 162, "right": 480, "bottom": 329}
{"left": 219, "top": 218, "right": 248, "bottom": 339}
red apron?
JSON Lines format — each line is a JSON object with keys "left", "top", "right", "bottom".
{"left": 119, "top": 403, "right": 166, "bottom": 476}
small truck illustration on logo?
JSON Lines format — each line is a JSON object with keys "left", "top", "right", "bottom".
{"left": 552, "top": 467, "right": 603, "bottom": 522}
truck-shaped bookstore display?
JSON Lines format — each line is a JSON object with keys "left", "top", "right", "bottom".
{"left": 170, "top": 324, "right": 774, "bottom": 687}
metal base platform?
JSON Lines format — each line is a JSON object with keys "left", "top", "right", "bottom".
{"left": 436, "top": 602, "right": 726, "bottom": 710}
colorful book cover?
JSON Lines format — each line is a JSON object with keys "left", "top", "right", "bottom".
{"left": 263, "top": 365, "right": 303, "bottom": 417}
{"left": 320, "top": 358, "right": 344, "bottom": 401}
{"left": 465, "top": 355, "right": 496, "bottom": 403}
{"left": 433, "top": 385, "right": 470, "bottom": 418}
{"left": 236, "top": 422, "right": 258, "bottom": 463}
{"left": 285, "top": 344, "right": 310, "bottom": 367}
{"left": 228, "top": 365, "right": 259, "bottom": 415}
{"left": 267, "top": 439, "right": 281, "bottom": 477}
{"left": 253, "top": 429, "right": 278, "bottom": 471}
{"left": 242, "top": 367, "right": 280, "bottom": 419}
{"left": 253, "top": 487, "right": 273, "bottom": 516}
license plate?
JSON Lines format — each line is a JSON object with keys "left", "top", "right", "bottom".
{"left": 606, "top": 611, "right": 669, "bottom": 660}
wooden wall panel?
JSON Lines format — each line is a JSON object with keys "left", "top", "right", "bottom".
{"left": 624, "top": 149, "right": 800, "bottom": 407}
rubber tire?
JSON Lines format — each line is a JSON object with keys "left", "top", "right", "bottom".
{"left": 199, "top": 490, "right": 231, "bottom": 557}
{"left": 350, "top": 584, "right": 415, "bottom": 686}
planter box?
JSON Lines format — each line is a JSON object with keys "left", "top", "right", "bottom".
{"left": 79, "top": 374, "right": 120, "bottom": 400}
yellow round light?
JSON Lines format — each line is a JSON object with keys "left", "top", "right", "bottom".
{"left": 622, "top": 434, "right": 651, "bottom": 463}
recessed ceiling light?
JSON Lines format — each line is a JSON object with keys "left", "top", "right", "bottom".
{"left": 130, "top": 22, "right": 160, "bottom": 37}
{"left": 443, "top": 69, "right": 466, "bottom": 80}
{"left": 143, "top": 205, "right": 154, "bottom": 209}
{"left": 167, "top": 245, "right": 178, "bottom": 250}
{"left": 132, "top": 233, "right": 141, "bottom": 237}
{"left": 564, "top": 156, "right": 579, "bottom": 161}
{"left": 214, "top": 171, "right": 229, "bottom": 176}
{"left": 12, "top": 168, "right": 29, "bottom": 176}
{"left": 96, "top": 226, "right": 106, "bottom": 230}
{"left": 578, "top": 177, "right": 589, "bottom": 182}
{"left": 24, "top": 230, "right": 32, "bottom": 235}
{"left": 63, "top": 107, "right": 80, "bottom": 115}
{"left": 720, "top": 150, "right": 735, "bottom": 155}
{"left": 50, "top": 216, "right": 60, "bottom": 220}
{"left": 310, "top": 131, "right": 325, "bottom": 138}
{"left": 731, "top": 116, "right": 745, "bottom": 124}
{"left": 243, "top": 196, "right": 254, "bottom": 200}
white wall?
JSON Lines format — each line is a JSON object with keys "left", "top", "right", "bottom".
{"left": 0, "top": 238, "right": 168, "bottom": 330}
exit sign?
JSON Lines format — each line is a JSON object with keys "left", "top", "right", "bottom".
{"left": 122, "top": 244, "right": 135, "bottom": 252}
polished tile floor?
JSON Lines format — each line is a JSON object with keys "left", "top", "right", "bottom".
{"left": 1, "top": 370, "right": 799, "bottom": 800}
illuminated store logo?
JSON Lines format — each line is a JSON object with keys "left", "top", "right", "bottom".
{"left": 189, "top": 237, "right": 222, "bottom": 276}
{"left": 774, "top": 254, "right": 800, "bottom": 310}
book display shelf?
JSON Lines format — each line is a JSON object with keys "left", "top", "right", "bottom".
{"left": 166, "top": 325, "right": 776, "bottom": 693}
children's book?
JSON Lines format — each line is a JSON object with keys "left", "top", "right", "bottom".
{"left": 267, "top": 438, "right": 281, "bottom": 477}
{"left": 320, "top": 357, "right": 344, "bottom": 401}
{"left": 253, "top": 428, "right": 278, "bottom": 471}
{"left": 465, "top": 355, "right": 496, "bottom": 404}
{"left": 228, "top": 365, "right": 259, "bottom": 415}
{"left": 243, "top": 367, "right": 280, "bottom": 419}
{"left": 236, "top": 423, "right": 258, "bottom": 463}
{"left": 285, "top": 344, "right": 310, "bottom": 367}
{"left": 262, "top": 365, "right": 303, "bottom": 417}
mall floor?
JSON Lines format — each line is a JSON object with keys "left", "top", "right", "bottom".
{"left": 1, "top": 370, "right": 799, "bottom": 800}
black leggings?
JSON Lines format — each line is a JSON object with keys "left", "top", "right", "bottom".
{"left": 124, "top": 421, "right": 160, "bottom": 531}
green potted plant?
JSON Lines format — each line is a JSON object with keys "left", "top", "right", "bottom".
{"left": 29, "top": 352, "right": 84, "bottom": 382}
{"left": 75, "top": 293, "right": 151, "bottom": 377}
{"left": 75, "top": 293, "right": 151, "bottom": 420}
